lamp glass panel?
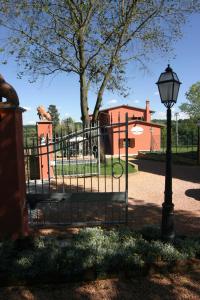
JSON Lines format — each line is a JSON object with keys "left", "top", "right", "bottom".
{"left": 158, "top": 82, "right": 173, "bottom": 102}
{"left": 172, "top": 82, "right": 180, "bottom": 102}
{"left": 159, "top": 72, "right": 173, "bottom": 82}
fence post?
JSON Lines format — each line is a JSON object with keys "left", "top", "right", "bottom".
{"left": 0, "top": 104, "right": 28, "bottom": 239}
{"left": 197, "top": 124, "right": 200, "bottom": 165}
{"left": 97, "top": 120, "right": 101, "bottom": 176}
{"left": 36, "top": 121, "right": 54, "bottom": 180}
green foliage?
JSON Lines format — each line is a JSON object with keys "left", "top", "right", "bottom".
{"left": 61, "top": 117, "right": 82, "bottom": 134}
{"left": 175, "top": 119, "right": 197, "bottom": 138}
{"left": 23, "top": 125, "right": 37, "bottom": 145}
{"left": 153, "top": 118, "right": 198, "bottom": 156}
{"left": 139, "top": 224, "right": 161, "bottom": 241}
{"left": 0, "top": 228, "right": 200, "bottom": 284}
{"left": 149, "top": 241, "right": 186, "bottom": 262}
{"left": 153, "top": 118, "right": 198, "bottom": 148}
{"left": 48, "top": 104, "right": 60, "bottom": 127}
{"left": 175, "top": 237, "right": 200, "bottom": 259}
{"left": 33, "top": 236, "right": 46, "bottom": 249}
{"left": 179, "top": 82, "right": 200, "bottom": 120}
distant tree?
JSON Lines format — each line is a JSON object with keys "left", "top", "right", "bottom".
{"left": 62, "top": 117, "right": 76, "bottom": 134}
{"left": 61, "top": 117, "right": 83, "bottom": 133}
{"left": 153, "top": 118, "right": 198, "bottom": 148}
{"left": 74, "top": 122, "right": 82, "bottom": 132}
{"left": 0, "top": 1, "right": 199, "bottom": 123}
{"left": 23, "top": 124, "right": 37, "bottom": 145}
{"left": 47, "top": 104, "right": 60, "bottom": 127}
{"left": 179, "top": 82, "right": 200, "bottom": 120}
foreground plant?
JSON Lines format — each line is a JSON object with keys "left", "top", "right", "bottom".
{"left": 0, "top": 226, "right": 199, "bottom": 284}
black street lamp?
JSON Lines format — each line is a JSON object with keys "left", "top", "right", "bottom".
{"left": 156, "top": 65, "right": 181, "bottom": 242}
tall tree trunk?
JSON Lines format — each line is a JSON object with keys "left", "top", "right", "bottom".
{"left": 80, "top": 74, "right": 90, "bottom": 125}
{"left": 80, "top": 72, "right": 90, "bottom": 125}
{"left": 92, "top": 64, "right": 113, "bottom": 122}
{"left": 78, "top": 30, "right": 90, "bottom": 126}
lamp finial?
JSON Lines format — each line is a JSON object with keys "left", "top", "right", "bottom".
{"left": 165, "top": 64, "right": 172, "bottom": 73}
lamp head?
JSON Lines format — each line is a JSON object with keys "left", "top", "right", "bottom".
{"left": 156, "top": 65, "right": 181, "bottom": 108}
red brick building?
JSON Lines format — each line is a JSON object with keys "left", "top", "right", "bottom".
{"left": 98, "top": 100, "right": 163, "bottom": 155}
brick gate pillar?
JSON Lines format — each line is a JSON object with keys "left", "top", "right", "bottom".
{"left": 0, "top": 104, "right": 28, "bottom": 239}
{"left": 36, "top": 121, "right": 54, "bottom": 180}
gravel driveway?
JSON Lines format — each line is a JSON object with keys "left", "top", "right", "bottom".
{"left": 127, "top": 159, "right": 200, "bottom": 235}
{"left": 29, "top": 158, "right": 199, "bottom": 235}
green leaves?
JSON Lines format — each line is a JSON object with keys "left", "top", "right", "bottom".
{"left": 0, "top": 0, "right": 200, "bottom": 122}
{"left": 0, "top": 228, "right": 200, "bottom": 284}
{"left": 179, "top": 81, "right": 200, "bottom": 120}
{"left": 47, "top": 104, "right": 60, "bottom": 127}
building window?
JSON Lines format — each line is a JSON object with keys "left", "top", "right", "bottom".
{"left": 120, "top": 138, "right": 135, "bottom": 148}
{"left": 131, "top": 116, "right": 145, "bottom": 121}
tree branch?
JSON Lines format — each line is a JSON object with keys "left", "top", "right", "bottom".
{"left": 1, "top": 22, "right": 80, "bottom": 74}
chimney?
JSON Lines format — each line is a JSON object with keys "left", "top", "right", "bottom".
{"left": 145, "top": 99, "right": 151, "bottom": 122}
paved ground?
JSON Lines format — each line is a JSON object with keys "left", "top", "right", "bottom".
{"left": 4, "top": 160, "right": 200, "bottom": 300}
{"left": 127, "top": 159, "right": 200, "bottom": 235}
{"left": 28, "top": 158, "right": 200, "bottom": 235}
{"left": 1, "top": 271, "right": 200, "bottom": 300}
{"left": 6, "top": 159, "right": 198, "bottom": 300}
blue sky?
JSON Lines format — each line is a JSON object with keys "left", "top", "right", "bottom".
{"left": 1, "top": 13, "right": 200, "bottom": 125}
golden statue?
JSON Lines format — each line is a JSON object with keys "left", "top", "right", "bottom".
{"left": 37, "top": 105, "right": 52, "bottom": 121}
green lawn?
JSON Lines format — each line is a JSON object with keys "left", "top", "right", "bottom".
{"left": 100, "top": 158, "right": 136, "bottom": 176}
{"left": 162, "top": 145, "right": 197, "bottom": 153}
{"left": 54, "top": 158, "right": 136, "bottom": 176}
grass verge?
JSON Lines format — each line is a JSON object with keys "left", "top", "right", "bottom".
{"left": 54, "top": 158, "right": 136, "bottom": 176}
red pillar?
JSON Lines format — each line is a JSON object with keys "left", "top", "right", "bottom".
{"left": 0, "top": 104, "right": 28, "bottom": 239}
{"left": 36, "top": 121, "right": 54, "bottom": 180}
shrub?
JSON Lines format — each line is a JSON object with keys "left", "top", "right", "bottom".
{"left": 175, "top": 237, "right": 200, "bottom": 259}
{"left": 139, "top": 224, "right": 161, "bottom": 241}
{"left": 0, "top": 227, "right": 199, "bottom": 283}
{"left": 151, "top": 241, "right": 186, "bottom": 262}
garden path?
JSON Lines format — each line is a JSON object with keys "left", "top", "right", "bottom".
{"left": 127, "top": 159, "right": 200, "bottom": 235}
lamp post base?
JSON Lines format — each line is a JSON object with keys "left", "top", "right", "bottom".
{"left": 161, "top": 202, "right": 175, "bottom": 242}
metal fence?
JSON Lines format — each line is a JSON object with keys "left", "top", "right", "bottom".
{"left": 161, "top": 130, "right": 198, "bottom": 153}
{"left": 24, "top": 115, "right": 129, "bottom": 227}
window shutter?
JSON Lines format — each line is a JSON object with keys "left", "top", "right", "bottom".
{"left": 130, "top": 139, "right": 135, "bottom": 148}
{"left": 119, "top": 139, "right": 123, "bottom": 148}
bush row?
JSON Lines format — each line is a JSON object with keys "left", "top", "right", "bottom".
{"left": 0, "top": 226, "right": 200, "bottom": 284}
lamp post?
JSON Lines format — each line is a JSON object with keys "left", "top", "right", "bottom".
{"left": 156, "top": 65, "right": 181, "bottom": 242}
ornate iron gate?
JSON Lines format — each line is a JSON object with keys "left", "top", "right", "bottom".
{"left": 24, "top": 114, "right": 129, "bottom": 227}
